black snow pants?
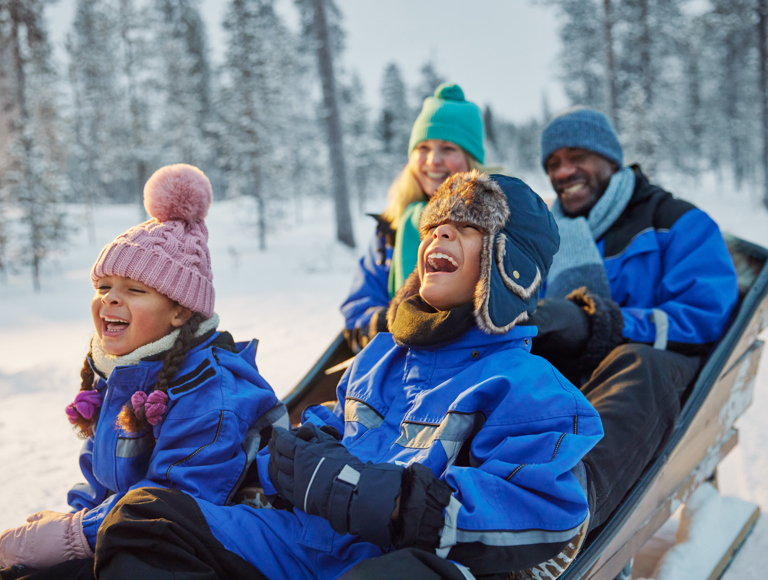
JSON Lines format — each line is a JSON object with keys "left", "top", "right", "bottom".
{"left": 576, "top": 343, "right": 702, "bottom": 530}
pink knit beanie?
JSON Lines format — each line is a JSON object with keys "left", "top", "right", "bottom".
{"left": 91, "top": 164, "right": 215, "bottom": 318}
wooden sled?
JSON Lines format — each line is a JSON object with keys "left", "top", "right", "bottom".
{"left": 282, "top": 234, "right": 768, "bottom": 580}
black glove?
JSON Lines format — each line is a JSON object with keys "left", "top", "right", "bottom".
{"left": 531, "top": 288, "right": 625, "bottom": 381}
{"left": 268, "top": 423, "right": 403, "bottom": 547}
{"left": 529, "top": 297, "right": 591, "bottom": 356}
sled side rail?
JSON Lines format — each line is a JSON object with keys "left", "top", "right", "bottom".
{"left": 579, "top": 339, "right": 763, "bottom": 579}
{"left": 283, "top": 332, "right": 353, "bottom": 424}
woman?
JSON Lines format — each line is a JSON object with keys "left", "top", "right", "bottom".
{"left": 341, "top": 83, "right": 486, "bottom": 351}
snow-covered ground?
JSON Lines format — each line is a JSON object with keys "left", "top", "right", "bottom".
{"left": 0, "top": 172, "right": 766, "bottom": 578}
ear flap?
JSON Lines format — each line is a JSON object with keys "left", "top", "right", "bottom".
{"left": 494, "top": 235, "right": 542, "bottom": 301}
{"left": 474, "top": 233, "right": 541, "bottom": 334}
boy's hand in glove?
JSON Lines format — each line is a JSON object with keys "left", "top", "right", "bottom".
{"left": 268, "top": 423, "right": 403, "bottom": 547}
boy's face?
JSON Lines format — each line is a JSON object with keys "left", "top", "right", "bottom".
{"left": 418, "top": 221, "right": 484, "bottom": 311}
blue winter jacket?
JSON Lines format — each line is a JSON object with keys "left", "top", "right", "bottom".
{"left": 542, "top": 167, "right": 738, "bottom": 352}
{"left": 340, "top": 220, "right": 393, "bottom": 339}
{"left": 68, "top": 331, "right": 286, "bottom": 548}
{"left": 294, "top": 325, "right": 603, "bottom": 567}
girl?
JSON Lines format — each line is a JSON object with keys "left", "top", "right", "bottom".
{"left": 341, "top": 83, "right": 487, "bottom": 351}
{"left": 0, "top": 164, "right": 286, "bottom": 573}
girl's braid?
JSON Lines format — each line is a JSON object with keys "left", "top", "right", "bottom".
{"left": 72, "top": 350, "right": 97, "bottom": 438}
{"left": 117, "top": 313, "right": 205, "bottom": 433}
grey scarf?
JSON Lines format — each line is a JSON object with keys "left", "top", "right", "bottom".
{"left": 547, "top": 167, "right": 635, "bottom": 299}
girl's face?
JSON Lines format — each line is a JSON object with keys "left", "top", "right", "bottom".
{"left": 409, "top": 140, "right": 470, "bottom": 197}
{"left": 91, "top": 276, "right": 191, "bottom": 356}
{"left": 418, "top": 221, "right": 484, "bottom": 311}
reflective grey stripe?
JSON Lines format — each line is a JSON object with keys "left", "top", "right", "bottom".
{"left": 305, "top": 457, "right": 325, "bottom": 512}
{"left": 345, "top": 398, "right": 383, "bottom": 430}
{"left": 396, "top": 422, "right": 439, "bottom": 448}
{"left": 252, "top": 401, "right": 289, "bottom": 432}
{"left": 436, "top": 495, "right": 462, "bottom": 558}
{"left": 396, "top": 413, "right": 480, "bottom": 450}
{"left": 652, "top": 309, "right": 669, "bottom": 350}
{"left": 116, "top": 434, "right": 155, "bottom": 458}
{"left": 338, "top": 464, "right": 360, "bottom": 486}
{"left": 453, "top": 564, "right": 476, "bottom": 580}
{"left": 226, "top": 422, "right": 263, "bottom": 504}
{"left": 454, "top": 519, "right": 586, "bottom": 547}
{"left": 226, "top": 403, "right": 287, "bottom": 505}
{"left": 440, "top": 440, "right": 463, "bottom": 466}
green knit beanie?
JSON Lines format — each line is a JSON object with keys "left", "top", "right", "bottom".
{"left": 408, "top": 83, "right": 485, "bottom": 164}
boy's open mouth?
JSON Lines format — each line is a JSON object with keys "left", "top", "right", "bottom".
{"left": 103, "top": 317, "right": 130, "bottom": 336}
{"left": 426, "top": 252, "right": 459, "bottom": 273}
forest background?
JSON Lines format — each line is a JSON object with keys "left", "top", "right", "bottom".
{"left": 3, "top": 0, "right": 768, "bottom": 289}
{"left": 2, "top": 2, "right": 768, "bottom": 578}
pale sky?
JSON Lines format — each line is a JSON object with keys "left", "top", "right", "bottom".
{"left": 47, "top": 0, "right": 568, "bottom": 123}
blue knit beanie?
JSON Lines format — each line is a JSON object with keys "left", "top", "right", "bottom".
{"left": 540, "top": 108, "right": 623, "bottom": 169}
{"left": 408, "top": 83, "right": 485, "bottom": 164}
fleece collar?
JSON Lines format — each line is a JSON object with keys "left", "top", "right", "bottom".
{"left": 91, "top": 314, "right": 219, "bottom": 378}
{"left": 390, "top": 296, "right": 475, "bottom": 348}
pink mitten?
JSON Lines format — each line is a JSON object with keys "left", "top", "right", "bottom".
{"left": 0, "top": 509, "right": 93, "bottom": 569}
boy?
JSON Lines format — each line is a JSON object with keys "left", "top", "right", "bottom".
{"left": 95, "top": 171, "right": 603, "bottom": 580}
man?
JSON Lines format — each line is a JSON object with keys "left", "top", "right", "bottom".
{"left": 532, "top": 107, "right": 739, "bottom": 534}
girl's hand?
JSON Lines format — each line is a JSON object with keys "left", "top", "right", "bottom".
{"left": 0, "top": 509, "right": 93, "bottom": 569}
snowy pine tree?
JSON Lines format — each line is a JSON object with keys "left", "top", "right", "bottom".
{"left": 2, "top": 0, "right": 67, "bottom": 290}
{"left": 377, "top": 62, "right": 410, "bottom": 158}
{"left": 619, "top": 83, "right": 658, "bottom": 175}
{"left": 413, "top": 61, "right": 445, "bottom": 106}
{"left": 340, "top": 71, "right": 380, "bottom": 214}
{"left": 217, "top": 0, "right": 301, "bottom": 249}
{"left": 550, "top": 0, "right": 607, "bottom": 111}
{"left": 150, "top": 0, "right": 213, "bottom": 169}
{"left": 67, "top": 0, "right": 124, "bottom": 242}
{"left": 117, "top": 0, "right": 155, "bottom": 216}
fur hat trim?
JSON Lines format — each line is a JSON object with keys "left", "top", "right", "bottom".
{"left": 419, "top": 170, "right": 509, "bottom": 237}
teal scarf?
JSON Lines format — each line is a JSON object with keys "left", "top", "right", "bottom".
{"left": 388, "top": 201, "right": 426, "bottom": 299}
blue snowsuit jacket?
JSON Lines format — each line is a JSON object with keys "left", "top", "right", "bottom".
{"left": 343, "top": 166, "right": 739, "bottom": 354}
{"left": 68, "top": 330, "right": 286, "bottom": 548}
{"left": 297, "top": 325, "right": 603, "bottom": 569}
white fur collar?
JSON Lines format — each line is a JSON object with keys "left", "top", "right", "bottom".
{"left": 91, "top": 314, "right": 219, "bottom": 378}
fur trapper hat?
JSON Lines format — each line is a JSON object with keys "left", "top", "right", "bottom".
{"left": 388, "top": 170, "right": 560, "bottom": 334}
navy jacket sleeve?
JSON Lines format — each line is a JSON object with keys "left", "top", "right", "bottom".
{"left": 617, "top": 209, "right": 737, "bottom": 349}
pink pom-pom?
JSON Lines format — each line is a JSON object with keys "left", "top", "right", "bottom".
{"left": 66, "top": 390, "right": 103, "bottom": 424}
{"left": 131, "top": 390, "right": 169, "bottom": 426}
{"left": 131, "top": 391, "right": 148, "bottom": 414}
{"left": 143, "top": 164, "right": 213, "bottom": 223}
{"left": 145, "top": 391, "right": 169, "bottom": 425}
